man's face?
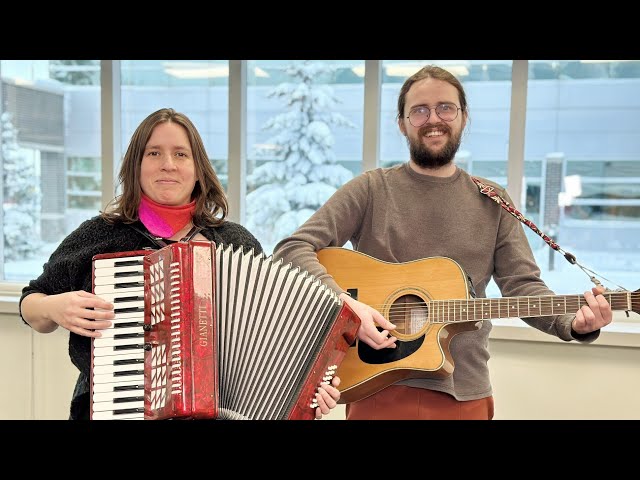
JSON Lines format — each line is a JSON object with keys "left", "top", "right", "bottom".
{"left": 398, "top": 77, "right": 466, "bottom": 169}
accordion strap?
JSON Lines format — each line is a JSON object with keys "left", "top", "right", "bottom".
{"left": 128, "top": 222, "right": 203, "bottom": 249}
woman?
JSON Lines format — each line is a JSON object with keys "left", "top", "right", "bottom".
{"left": 19, "top": 108, "right": 341, "bottom": 420}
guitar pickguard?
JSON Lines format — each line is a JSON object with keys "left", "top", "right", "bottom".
{"left": 357, "top": 331, "right": 424, "bottom": 365}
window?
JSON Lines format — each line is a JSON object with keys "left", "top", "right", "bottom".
{"left": 523, "top": 60, "right": 640, "bottom": 297}
{"left": 245, "top": 60, "right": 365, "bottom": 254}
{"left": 1, "top": 60, "right": 100, "bottom": 282}
{"left": 120, "top": 60, "right": 229, "bottom": 189}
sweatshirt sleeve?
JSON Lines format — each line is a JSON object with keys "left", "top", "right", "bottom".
{"left": 273, "top": 174, "right": 370, "bottom": 294}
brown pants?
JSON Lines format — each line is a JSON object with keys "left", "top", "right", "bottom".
{"left": 345, "top": 385, "right": 494, "bottom": 420}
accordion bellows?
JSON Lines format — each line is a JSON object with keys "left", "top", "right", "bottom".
{"left": 90, "top": 241, "right": 360, "bottom": 420}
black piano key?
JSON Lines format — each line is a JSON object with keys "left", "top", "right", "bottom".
{"left": 113, "top": 358, "right": 144, "bottom": 366}
{"left": 114, "top": 321, "right": 144, "bottom": 329}
{"left": 114, "top": 396, "right": 144, "bottom": 403}
{"left": 114, "top": 260, "right": 144, "bottom": 267}
{"left": 114, "top": 344, "right": 145, "bottom": 351}
{"left": 114, "top": 306, "right": 144, "bottom": 314}
{"left": 114, "top": 270, "right": 144, "bottom": 278}
{"left": 114, "top": 384, "right": 144, "bottom": 391}
{"left": 114, "top": 333, "right": 144, "bottom": 340}
{"left": 113, "top": 408, "right": 145, "bottom": 415}
{"left": 115, "top": 282, "right": 145, "bottom": 289}
{"left": 114, "top": 369, "right": 144, "bottom": 377}
{"left": 114, "top": 296, "right": 145, "bottom": 303}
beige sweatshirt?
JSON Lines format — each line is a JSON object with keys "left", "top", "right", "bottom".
{"left": 274, "top": 163, "right": 598, "bottom": 401}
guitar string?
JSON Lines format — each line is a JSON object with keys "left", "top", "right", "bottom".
{"left": 385, "top": 300, "right": 638, "bottom": 324}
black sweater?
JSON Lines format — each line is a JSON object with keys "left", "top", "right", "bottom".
{"left": 19, "top": 216, "right": 262, "bottom": 418}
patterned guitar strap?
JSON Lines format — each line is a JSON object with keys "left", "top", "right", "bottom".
{"left": 471, "top": 176, "right": 622, "bottom": 292}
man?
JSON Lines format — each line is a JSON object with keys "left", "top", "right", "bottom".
{"left": 273, "top": 65, "right": 612, "bottom": 420}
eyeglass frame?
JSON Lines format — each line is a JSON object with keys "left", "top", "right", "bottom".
{"left": 405, "top": 103, "right": 462, "bottom": 127}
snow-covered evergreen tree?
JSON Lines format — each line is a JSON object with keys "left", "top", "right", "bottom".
{"left": 246, "top": 61, "right": 355, "bottom": 253}
{"left": 2, "top": 112, "right": 42, "bottom": 261}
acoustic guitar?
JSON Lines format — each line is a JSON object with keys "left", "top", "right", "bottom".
{"left": 316, "top": 247, "right": 639, "bottom": 404}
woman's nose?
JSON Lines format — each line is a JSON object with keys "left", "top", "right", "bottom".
{"left": 160, "top": 154, "right": 177, "bottom": 170}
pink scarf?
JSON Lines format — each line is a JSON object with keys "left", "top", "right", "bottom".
{"left": 138, "top": 193, "right": 196, "bottom": 238}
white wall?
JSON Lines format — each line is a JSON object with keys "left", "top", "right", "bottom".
{"left": 2, "top": 309, "right": 639, "bottom": 420}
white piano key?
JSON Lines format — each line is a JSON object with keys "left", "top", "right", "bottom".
{"left": 98, "top": 326, "right": 144, "bottom": 338}
{"left": 110, "top": 311, "right": 146, "bottom": 321}
{"left": 91, "top": 390, "right": 143, "bottom": 403}
{"left": 93, "top": 345, "right": 145, "bottom": 358}
{"left": 92, "top": 399, "right": 144, "bottom": 413}
{"left": 94, "top": 266, "right": 144, "bottom": 277}
{"left": 93, "top": 351, "right": 144, "bottom": 365}
{"left": 93, "top": 372, "right": 144, "bottom": 385}
{"left": 92, "top": 410, "right": 144, "bottom": 420}
{"left": 93, "top": 256, "right": 146, "bottom": 269}
{"left": 93, "top": 336, "right": 145, "bottom": 349}
{"left": 91, "top": 377, "right": 145, "bottom": 393}
{"left": 92, "top": 362, "right": 145, "bottom": 376}
{"left": 94, "top": 284, "right": 147, "bottom": 295}
{"left": 94, "top": 275, "right": 144, "bottom": 286}
{"left": 95, "top": 289, "right": 144, "bottom": 303}
{"left": 92, "top": 389, "right": 144, "bottom": 403}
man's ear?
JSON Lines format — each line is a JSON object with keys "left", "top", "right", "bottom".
{"left": 461, "top": 110, "right": 468, "bottom": 132}
{"left": 398, "top": 117, "right": 407, "bottom": 136}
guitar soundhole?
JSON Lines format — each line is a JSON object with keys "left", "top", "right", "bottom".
{"left": 389, "top": 294, "right": 429, "bottom": 335}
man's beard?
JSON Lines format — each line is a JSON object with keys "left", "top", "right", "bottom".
{"left": 407, "top": 125, "right": 462, "bottom": 169}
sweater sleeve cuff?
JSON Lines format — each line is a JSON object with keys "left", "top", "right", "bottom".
{"left": 570, "top": 326, "right": 600, "bottom": 343}
{"left": 558, "top": 314, "right": 600, "bottom": 343}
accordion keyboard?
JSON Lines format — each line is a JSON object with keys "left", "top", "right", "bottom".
{"left": 91, "top": 254, "right": 147, "bottom": 420}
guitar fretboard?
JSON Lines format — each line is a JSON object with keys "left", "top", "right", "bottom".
{"left": 431, "top": 291, "right": 634, "bottom": 323}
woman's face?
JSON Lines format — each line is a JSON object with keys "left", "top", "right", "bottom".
{"left": 140, "top": 121, "right": 197, "bottom": 206}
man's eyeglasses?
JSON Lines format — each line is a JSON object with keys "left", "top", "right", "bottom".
{"left": 406, "top": 103, "right": 461, "bottom": 127}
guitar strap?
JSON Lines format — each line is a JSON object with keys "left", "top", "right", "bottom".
{"left": 471, "top": 176, "right": 618, "bottom": 290}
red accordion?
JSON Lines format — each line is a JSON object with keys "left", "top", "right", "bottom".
{"left": 90, "top": 240, "right": 360, "bottom": 420}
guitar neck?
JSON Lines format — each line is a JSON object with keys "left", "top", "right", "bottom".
{"left": 432, "top": 291, "right": 633, "bottom": 323}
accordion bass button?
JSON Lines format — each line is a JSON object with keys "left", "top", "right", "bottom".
{"left": 143, "top": 324, "right": 152, "bottom": 331}
{"left": 143, "top": 343, "right": 152, "bottom": 351}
